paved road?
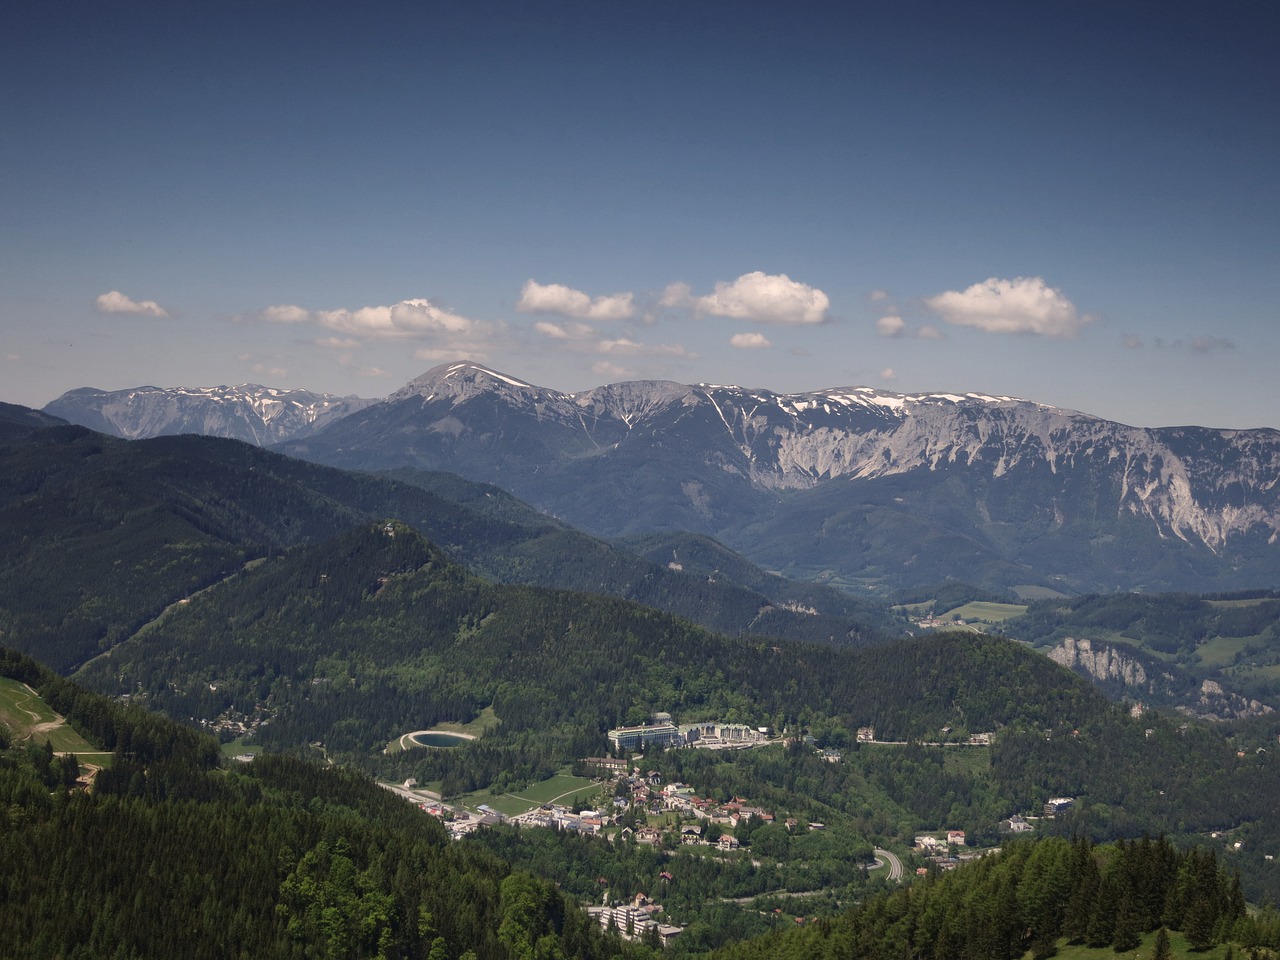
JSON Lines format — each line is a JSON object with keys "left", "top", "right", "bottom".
{"left": 874, "top": 847, "right": 904, "bottom": 882}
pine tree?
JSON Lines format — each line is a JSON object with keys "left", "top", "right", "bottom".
{"left": 1152, "top": 926, "right": 1171, "bottom": 960}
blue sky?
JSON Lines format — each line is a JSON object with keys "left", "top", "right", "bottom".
{"left": 3, "top": 1, "right": 1276, "bottom": 428}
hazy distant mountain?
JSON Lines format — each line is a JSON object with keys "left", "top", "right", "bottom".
{"left": 44, "top": 383, "right": 376, "bottom": 445}
{"left": 278, "top": 361, "right": 1280, "bottom": 595}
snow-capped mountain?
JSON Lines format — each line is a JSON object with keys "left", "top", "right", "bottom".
{"left": 269, "top": 361, "right": 1280, "bottom": 594}
{"left": 44, "top": 384, "right": 376, "bottom": 446}
{"left": 44, "top": 361, "right": 1280, "bottom": 593}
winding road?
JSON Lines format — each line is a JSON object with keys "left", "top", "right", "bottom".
{"left": 874, "top": 847, "right": 904, "bottom": 882}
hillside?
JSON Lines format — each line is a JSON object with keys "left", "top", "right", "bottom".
{"left": 1003, "top": 592, "right": 1280, "bottom": 718}
{"left": 73, "top": 522, "right": 1097, "bottom": 772}
{"left": 0, "top": 647, "right": 641, "bottom": 960}
{"left": 0, "top": 420, "right": 897, "bottom": 676}
{"left": 65, "top": 522, "right": 1280, "bottom": 903}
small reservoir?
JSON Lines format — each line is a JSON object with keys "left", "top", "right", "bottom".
{"left": 410, "top": 731, "right": 471, "bottom": 749}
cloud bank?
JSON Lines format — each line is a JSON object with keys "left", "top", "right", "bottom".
{"left": 517, "top": 280, "right": 635, "bottom": 321}
{"left": 665, "top": 271, "right": 830, "bottom": 325}
{"left": 923, "top": 277, "right": 1090, "bottom": 337}
{"left": 258, "top": 298, "right": 486, "bottom": 340}
{"left": 95, "top": 290, "right": 169, "bottom": 318}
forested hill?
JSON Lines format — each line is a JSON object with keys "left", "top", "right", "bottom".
{"left": 77, "top": 521, "right": 1101, "bottom": 756}
{"left": 0, "top": 648, "right": 641, "bottom": 960}
{"left": 0, "top": 420, "right": 895, "bottom": 675}
{"left": 709, "top": 835, "right": 1279, "bottom": 960}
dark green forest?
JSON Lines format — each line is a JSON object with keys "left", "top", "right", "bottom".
{"left": 66, "top": 519, "right": 1280, "bottom": 904}
{"left": 0, "top": 648, "right": 647, "bottom": 960}
{"left": 710, "top": 836, "right": 1280, "bottom": 960}
{"left": 8, "top": 412, "right": 1280, "bottom": 956}
{"left": 0, "top": 424, "right": 894, "bottom": 679}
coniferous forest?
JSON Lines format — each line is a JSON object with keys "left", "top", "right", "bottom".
{"left": 6, "top": 413, "right": 1280, "bottom": 957}
{"left": 0, "top": 648, "right": 645, "bottom": 960}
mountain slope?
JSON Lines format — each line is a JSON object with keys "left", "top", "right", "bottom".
{"left": 279, "top": 361, "right": 1280, "bottom": 594}
{"left": 0, "top": 418, "right": 896, "bottom": 674}
{"left": 75, "top": 521, "right": 1106, "bottom": 763}
{"left": 45, "top": 383, "right": 375, "bottom": 445}
{"left": 0, "top": 647, "right": 636, "bottom": 960}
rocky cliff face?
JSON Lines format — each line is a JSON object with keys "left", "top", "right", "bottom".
{"left": 1048, "top": 636, "right": 1162, "bottom": 691}
{"left": 45, "top": 384, "right": 376, "bottom": 446}
{"left": 1048, "top": 637, "right": 1274, "bottom": 720}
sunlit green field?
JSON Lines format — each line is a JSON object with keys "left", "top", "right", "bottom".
{"left": 1195, "top": 634, "right": 1254, "bottom": 669}
{"left": 939, "top": 601, "right": 1028, "bottom": 623}
{"left": 458, "top": 771, "right": 601, "bottom": 817}
{"left": 0, "top": 676, "right": 100, "bottom": 754}
{"left": 1038, "top": 928, "right": 1233, "bottom": 960}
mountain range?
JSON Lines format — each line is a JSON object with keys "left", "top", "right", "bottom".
{"left": 44, "top": 383, "right": 375, "bottom": 445}
{"left": 45, "top": 361, "right": 1280, "bottom": 594}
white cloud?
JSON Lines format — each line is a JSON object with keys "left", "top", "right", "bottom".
{"left": 729, "top": 332, "right": 772, "bottom": 349}
{"left": 355, "top": 366, "right": 391, "bottom": 378}
{"left": 414, "top": 345, "right": 491, "bottom": 362}
{"left": 876, "top": 315, "right": 906, "bottom": 338}
{"left": 592, "top": 360, "right": 632, "bottom": 379}
{"left": 880, "top": 367, "right": 897, "bottom": 380}
{"left": 923, "top": 277, "right": 1090, "bottom": 337}
{"left": 597, "top": 338, "right": 688, "bottom": 358}
{"left": 517, "top": 280, "right": 635, "bottom": 321}
{"left": 1122, "top": 334, "right": 1143, "bottom": 350}
{"left": 876, "top": 315, "right": 945, "bottom": 340}
{"left": 251, "top": 362, "right": 288, "bottom": 378}
{"left": 689, "top": 271, "right": 830, "bottom": 325}
{"left": 659, "top": 282, "right": 693, "bottom": 309}
{"left": 317, "top": 336, "right": 361, "bottom": 349}
{"left": 259, "top": 304, "right": 310, "bottom": 324}
{"left": 256, "top": 298, "right": 488, "bottom": 341}
{"left": 533, "top": 320, "right": 596, "bottom": 341}
{"left": 869, "top": 290, "right": 890, "bottom": 302}
{"left": 95, "top": 290, "right": 169, "bottom": 318}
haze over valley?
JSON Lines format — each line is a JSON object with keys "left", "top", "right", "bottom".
{"left": 4, "top": 2, "right": 1278, "bottom": 957}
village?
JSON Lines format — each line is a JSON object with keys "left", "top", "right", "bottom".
{"left": 378, "top": 713, "right": 1071, "bottom": 947}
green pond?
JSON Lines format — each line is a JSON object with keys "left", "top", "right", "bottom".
{"left": 411, "top": 732, "right": 470, "bottom": 748}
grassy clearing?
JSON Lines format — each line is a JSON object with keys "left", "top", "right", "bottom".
{"left": 0, "top": 677, "right": 99, "bottom": 753}
{"left": 0, "top": 676, "right": 58, "bottom": 729}
{"left": 1207, "top": 597, "right": 1273, "bottom": 608}
{"left": 1039, "top": 928, "right": 1233, "bottom": 960}
{"left": 1196, "top": 634, "right": 1253, "bottom": 669}
{"left": 1011, "top": 584, "right": 1071, "bottom": 600}
{"left": 456, "top": 772, "right": 602, "bottom": 817}
{"left": 220, "top": 737, "right": 262, "bottom": 758}
{"left": 938, "top": 601, "right": 1028, "bottom": 623}
{"left": 941, "top": 746, "right": 990, "bottom": 777}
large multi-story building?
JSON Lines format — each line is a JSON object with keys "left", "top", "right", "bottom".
{"left": 607, "top": 721, "right": 681, "bottom": 752}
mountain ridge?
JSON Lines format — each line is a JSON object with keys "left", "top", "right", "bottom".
{"left": 40, "top": 360, "right": 1280, "bottom": 593}
{"left": 45, "top": 382, "right": 376, "bottom": 445}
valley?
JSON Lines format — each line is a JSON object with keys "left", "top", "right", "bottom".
{"left": 4, "top": 388, "right": 1280, "bottom": 958}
